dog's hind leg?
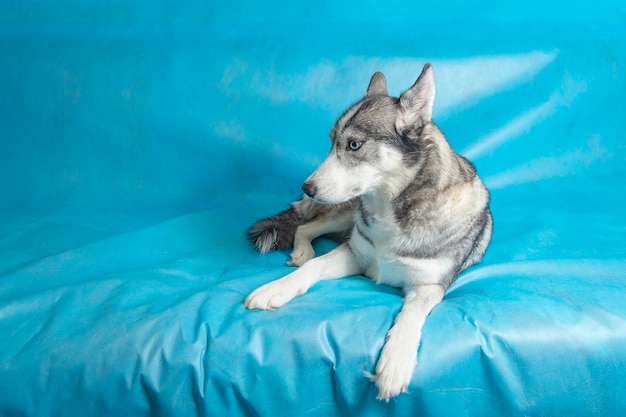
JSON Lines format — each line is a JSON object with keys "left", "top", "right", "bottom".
{"left": 245, "top": 243, "right": 361, "bottom": 310}
{"left": 371, "top": 283, "right": 446, "bottom": 401}
{"left": 288, "top": 209, "right": 353, "bottom": 267}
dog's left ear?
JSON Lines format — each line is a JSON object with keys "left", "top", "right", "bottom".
{"left": 366, "top": 72, "right": 388, "bottom": 97}
{"left": 396, "top": 63, "right": 435, "bottom": 134}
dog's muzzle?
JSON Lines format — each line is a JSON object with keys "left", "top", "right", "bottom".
{"left": 302, "top": 181, "right": 317, "bottom": 199}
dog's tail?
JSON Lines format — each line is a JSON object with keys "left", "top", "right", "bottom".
{"left": 247, "top": 207, "right": 301, "bottom": 254}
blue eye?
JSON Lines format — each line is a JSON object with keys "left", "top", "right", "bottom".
{"left": 349, "top": 140, "right": 362, "bottom": 150}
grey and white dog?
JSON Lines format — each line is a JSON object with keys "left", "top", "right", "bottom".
{"left": 245, "top": 64, "right": 493, "bottom": 401}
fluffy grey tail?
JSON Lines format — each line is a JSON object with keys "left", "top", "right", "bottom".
{"left": 247, "top": 207, "right": 301, "bottom": 254}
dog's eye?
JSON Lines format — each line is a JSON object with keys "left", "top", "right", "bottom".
{"left": 348, "top": 140, "right": 362, "bottom": 150}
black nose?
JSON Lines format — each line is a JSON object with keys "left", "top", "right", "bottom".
{"left": 302, "top": 182, "right": 317, "bottom": 198}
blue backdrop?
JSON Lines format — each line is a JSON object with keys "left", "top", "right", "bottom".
{"left": 1, "top": 1, "right": 625, "bottom": 416}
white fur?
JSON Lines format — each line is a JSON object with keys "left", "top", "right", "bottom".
{"left": 370, "top": 284, "right": 445, "bottom": 400}
{"left": 304, "top": 153, "right": 367, "bottom": 203}
{"left": 255, "top": 229, "right": 277, "bottom": 254}
{"left": 245, "top": 243, "right": 360, "bottom": 310}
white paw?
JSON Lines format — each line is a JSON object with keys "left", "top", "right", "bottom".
{"left": 370, "top": 331, "right": 418, "bottom": 401}
{"left": 244, "top": 278, "right": 306, "bottom": 310}
{"left": 287, "top": 241, "right": 315, "bottom": 267}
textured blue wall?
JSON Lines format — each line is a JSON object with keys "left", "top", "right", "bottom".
{"left": 2, "top": 1, "right": 624, "bottom": 211}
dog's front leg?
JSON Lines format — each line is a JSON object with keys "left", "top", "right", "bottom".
{"left": 245, "top": 243, "right": 360, "bottom": 310}
{"left": 372, "top": 283, "right": 446, "bottom": 401}
{"left": 288, "top": 209, "right": 353, "bottom": 267}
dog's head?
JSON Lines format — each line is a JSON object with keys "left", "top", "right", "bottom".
{"left": 302, "top": 64, "right": 436, "bottom": 204}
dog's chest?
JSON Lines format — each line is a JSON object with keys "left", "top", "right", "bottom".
{"left": 351, "top": 196, "right": 450, "bottom": 288}
{"left": 351, "top": 199, "right": 403, "bottom": 277}
{"left": 354, "top": 197, "right": 396, "bottom": 242}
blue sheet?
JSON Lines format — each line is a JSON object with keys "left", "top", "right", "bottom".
{"left": 1, "top": 1, "right": 626, "bottom": 415}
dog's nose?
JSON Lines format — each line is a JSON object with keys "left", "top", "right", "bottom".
{"left": 302, "top": 182, "right": 317, "bottom": 198}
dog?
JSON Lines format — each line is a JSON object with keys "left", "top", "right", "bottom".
{"left": 244, "top": 64, "right": 493, "bottom": 401}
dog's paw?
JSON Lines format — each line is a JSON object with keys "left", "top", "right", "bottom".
{"left": 370, "top": 333, "right": 418, "bottom": 401}
{"left": 371, "top": 355, "right": 415, "bottom": 401}
{"left": 287, "top": 242, "right": 315, "bottom": 267}
{"left": 244, "top": 278, "right": 306, "bottom": 310}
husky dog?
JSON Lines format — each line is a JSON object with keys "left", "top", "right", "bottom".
{"left": 244, "top": 64, "right": 493, "bottom": 401}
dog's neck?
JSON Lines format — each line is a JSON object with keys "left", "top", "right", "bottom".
{"left": 359, "top": 161, "right": 422, "bottom": 217}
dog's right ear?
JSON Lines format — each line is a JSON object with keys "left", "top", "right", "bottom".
{"left": 366, "top": 72, "right": 388, "bottom": 97}
{"left": 395, "top": 64, "right": 435, "bottom": 134}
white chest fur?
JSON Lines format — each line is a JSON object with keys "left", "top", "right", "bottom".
{"left": 349, "top": 195, "right": 452, "bottom": 290}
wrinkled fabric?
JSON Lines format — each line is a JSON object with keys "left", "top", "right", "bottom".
{"left": 1, "top": 1, "right": 626, "bottom": 416}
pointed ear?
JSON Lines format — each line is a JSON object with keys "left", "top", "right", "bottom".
{"left": 366, "top": 72, "right": 388, "bottom": 97}
{"left": 395, "top": 63, "right": 435, "bottom": 133}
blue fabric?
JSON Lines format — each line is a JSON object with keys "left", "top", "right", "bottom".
{"left": 1, "top": 1, "right": 626, "bottom": 415}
